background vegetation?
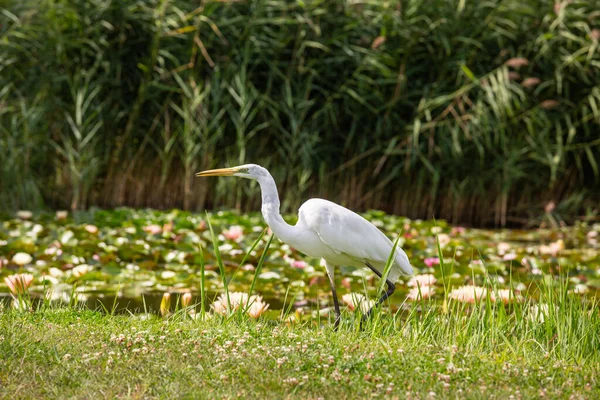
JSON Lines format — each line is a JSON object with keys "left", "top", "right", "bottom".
{"left": 1, "top": 0, "right": 599, "bottom": 226}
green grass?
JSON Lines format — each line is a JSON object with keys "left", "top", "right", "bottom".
{"left": 1, "top": 209, "right": 600, "bottom": 397}
{"left": 1, "top": 303, "right": 599, "bottom": 399}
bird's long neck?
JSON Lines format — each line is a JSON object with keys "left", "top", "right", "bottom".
{"left": 257, "top": 174, "right": 297, "bottom": 242}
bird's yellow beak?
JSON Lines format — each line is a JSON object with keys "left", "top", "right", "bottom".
{"left": 195, "top": 167, "right": 238, "bottom": 177}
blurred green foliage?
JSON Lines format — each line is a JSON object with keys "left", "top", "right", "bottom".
{"left": 0, "top": 0, "right": 599, "bottom": 226}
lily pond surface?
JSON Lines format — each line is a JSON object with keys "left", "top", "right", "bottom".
{"left": 1, "top": 208, "right": 599, "bottom": 316}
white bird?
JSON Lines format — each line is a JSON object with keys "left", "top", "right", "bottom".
{"left": 197, "top": 164, "right": 413, "bottom": 328}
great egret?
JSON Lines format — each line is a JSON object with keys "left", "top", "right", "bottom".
{"left": 197, "top": 164, "right": 413, "bottom": 327}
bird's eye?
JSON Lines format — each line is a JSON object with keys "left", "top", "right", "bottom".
{"left": 237, "top": 168, "right": 250, "bottom": 174}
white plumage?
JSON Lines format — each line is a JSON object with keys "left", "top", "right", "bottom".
{"left": 197, "top": 163, "right": 414, "bottom": 328}
{"left": 298, "top": 198, "right": 413, "bottom": 282}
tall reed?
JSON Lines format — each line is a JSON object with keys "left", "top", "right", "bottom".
{"left": 1, "top": 0, "right": 598, "bottom": 226}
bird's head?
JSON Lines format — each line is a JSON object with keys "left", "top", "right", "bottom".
{"left": 196, "top": 164, "right": 269, "bottom": 181}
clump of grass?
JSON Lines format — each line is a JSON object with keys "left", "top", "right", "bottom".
{"left": 204, "top": 214, "right": 273, "bottom": 320}
{"left": 1, "top": 296, "right": 599, "bottom": 398}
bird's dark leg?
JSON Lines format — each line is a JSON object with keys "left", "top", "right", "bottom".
{"left": 325, "top": 263, "right": 341, "bottom": 330}
{"left": 363, "top": 261, "right": 396, "bottom": 320}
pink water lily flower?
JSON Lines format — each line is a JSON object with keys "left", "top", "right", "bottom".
{"left": 451, "top": 227, "right": 466, "bottom": 236}
{"left": 223, "top": 225, "right": 244, "bottom": 241}
{"left": 85, "top": 224, "right": 99, "bottom": 234}
{"left": 248, "top": 299, "right": 270, "bottom": 319}
{"left": 4, "top": 274, "right": 34, "bottom": 296}
{"left": 424, "top": 257, "right": 440, "bottom": 268}
{"left": 502, "top": 253, "right": 517, "bottom": 261}
{"left": 497, "top": 242, "right": 510, "bottom": 255}
{"left": 539, "top": 240, "right": 564, "bottom": 256}
{"left": 341, "top": 293, "right": 374, "bottom": 313}
{"left": 448, "top": 285, "right": 487, "bottom": 303}
{"left": 408, "top": 274, "right": 437, "bottom": 287}
{"left": 290, "top": 260, "right": 308, "bottom": 269}
{"left": 143, "top": 224, "right": 162, "bottom": 235}
{"left": 211, "top": 292, "right": 269, "bottom": 318}
{"left": 181, "top": 292, "right": 193, "bottom": 308}
{"left": 437, "top": 234, "right": 451, "bottom": 246}
{"left": 407, "top": 286, "right": 435, "bottom": 301}
{"left": 491, "top": 289, "right": 523, "bottom": 304}
{"left": 160, "top": 293, "right": 171, "bottom": 317}
{"left": 16, "top": 210, "right": 32, "bottom": 220}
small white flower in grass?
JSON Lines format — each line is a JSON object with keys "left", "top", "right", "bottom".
{"left": 408, "top": 274, "right": 437, "bottom": 287}
{"left": 4, "top": 274, "right": 34, "bottom": 295}
{"left": 407, "top": 286, "right": 435, "bottom": 301}
{"left": 342, "top": 293, "right": 375, "bottom": 313}
{"left": 55, "top": 210, "right": 68, "bottom": 220}
{"left": 448, "top": 285, "right": 487, "bottom": 303}
{"left": 12, "top": 252, "right": 33, "bottom": 266}
{"left": 16, "top": 210, "right": 32, "bottom": 220}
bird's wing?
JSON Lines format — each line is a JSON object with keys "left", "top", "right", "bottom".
{"left": 298, "top": 199, "right": 413, "bottom": 277}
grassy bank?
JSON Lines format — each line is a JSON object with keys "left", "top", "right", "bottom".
{"left": 1, "top": 208, "right": 600, "bottom": 397}
{"left": 1, "top": 306, "right": 599, "bottom": 399}
{"left": 1, "top": 0, "right": 599, "bottom": 225}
